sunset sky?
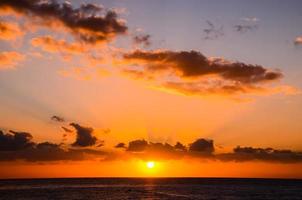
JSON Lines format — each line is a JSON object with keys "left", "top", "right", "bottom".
{"left": 0, "top": 0, "right": 302, "bottom": 178}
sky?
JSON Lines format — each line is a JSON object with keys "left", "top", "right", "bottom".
{"left": 0, "top": 0, "right": 302, "bottom": 178}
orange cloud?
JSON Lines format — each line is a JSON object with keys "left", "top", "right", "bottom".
{"left": 294, "top": 36, "right": 302, "bottom": 46}
{"left": 0, "top": 51, "right": 25, "bottom": 70}
{"left": 31, "top": 36, "right": 86, "bottom": 55}
{"left": 0, "top": 20, "right": 23, "bottom": 41}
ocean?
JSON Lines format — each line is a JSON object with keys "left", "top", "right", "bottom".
{"left": 0, "top": 178, "right": 301, "bottom": 199}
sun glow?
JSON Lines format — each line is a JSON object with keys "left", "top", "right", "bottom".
{"left": 146, "top": 161, "right": 155, "bottom": 169}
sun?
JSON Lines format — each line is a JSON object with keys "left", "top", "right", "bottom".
{"left": 146, "top": 161, "right": 155, "bottom": 169}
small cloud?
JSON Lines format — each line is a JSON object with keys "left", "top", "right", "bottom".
{"left": 234, "top": 24, "right": 258, "bottom": 34}
{"left": 51, "top": 115, "right": 65, "bottom": 122}
{"left": 0, "top": 51, "right": 25, "bottom": 70}
{"left": 70, "top": 123, "right": 98, "bottom": 147}
{"left": 31, "top": 36, "right": 86, "bottom": 55}
{"left": 240, "top": 17, "right": 260, "bottom": 22}
{"left": 115, "top": 142, "right": 126, "bottom": 149}
{"left": 127, "top": 139, "right": 148, "bottom": 152}
{"left": 189, "top": 138, "right": 214, "bottom": 153}
{"left": 203, "top": 20, "right": 224, "bottom": 40}
{"left": 294, "top": 36, "right": 302, "bottom": 46}
{"left": 133, "top": 34, "right": 151, "bottom": 47}
{"left": 174, "top": 142, "right": 187, "bottom": 151}
{"left": 0, "top": 20, "right": 23, "bottom": 41}
{"left": 61, "top": 126, "right": 73, "bottom": 133}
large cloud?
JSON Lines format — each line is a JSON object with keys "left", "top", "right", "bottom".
{"left": 0, "top": 130, "right": 34, "bottom": 151}
{"left": 123, "top": 50, "right": 282, "bottom": 83}
{"left": 0, "top": 0, "right": 128, "bottom": 44}
{"left": 122, "top": 50, "right": 288, "bottom": 97}
{"left": 70, "top": 123, "right": 98, "bottom": 147}
{"left": 0, "top": 130, "right": 106, "bottom": 162}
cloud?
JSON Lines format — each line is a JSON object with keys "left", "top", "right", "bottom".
{"left": 219, "top": 146, "right": 302, "bottom": 163}
{"left": 31, "top": 36, "right": 86, "bottom": 55}
{"left": 51, "top": 115, "right": 65, "bottom": 122}
{"left": 123, "top": 50, "right": 282, "bottom": 83}
{"left": 126, "top": 140, "right": 187, "bottom": 154}
{"left": 122, "top": 50, "right": 286, "bottom": 97}
{"left": 0, "top": 0, "right": 128, "bottom": 44}
{"left": 203, "top": 20, "right": 224, "bottom": 40}
{"left": 234, "top": 24, "right": 258, "bottom": 34}
{"left": 1, "top": 128, "right": 302, "bottom": 163}
{"left": 0, "top": 51, "right": 25, "bottom": 70}
{"left": 0, "top": 20, "right": 23, "bottom": 41}
{"left": 61, "top": 126, "right": 73, "bottom": 133}
{"left": 133, "top": 34, "right": 151, "bottom": 47}
{"left": 127, "top": 139, "right": 148, "bottom": 152}
{"left": 0, "top": 129, "right": 106, "bottom": 162}
{"left": 70, "top": 123, "right": 98, "bottom": 147}
{"left": 115, "top": 142, "right": 126, "bottom": 148}
{"left": 0, "top": 130, "right": 34, "bottom": 151}
{"left": 174, "top": 142, "right": 187, "bottom": 151}
{"left": 294, "top": 36, "right": 302, "bottom": 46}
{"left": 240, "top": 17, "right": 260, "bottom": 22}
{"left": 189, "top": 138, "right": 214, "bottom": 153}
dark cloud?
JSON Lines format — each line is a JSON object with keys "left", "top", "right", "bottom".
{"left": 127, "top": 139, "right": 148, "bottom": 152}
{"left": 189, "top": 138, "right": 214, "bottom": 153}
{"left": 1, "top": 128, "right": 302, "bottom": 163}
{"left": 0, "top": 130, "right": 106, "bottom": 162}
{"left": 0, "top": 0, "right": 128, "bottom": 44}
{"left": 115, "top": 142, "right": 126, "bottom": 148}
{"left": 51, "top": 115, "right": 65, "bottom": 122}
{"left": 174, "top": 142, "right": 187, "bottom": 151}
{"left": 203, "top": 20, "right": 224, "bottom": 40}
{"left": 123, "top": 50, "right": 282, "bottom": 84}
{"left": 121, "top": 49, "right": 295, "bottom": 98}
{"left": 133, "top": 34, "right": 151, "bottom": 47}
{"left": 218, "top": 146, "right": 302, "bottom": 163}
{"left": 0, "top": 130, "right": 34, "bottom": 151}
{"left": 126, "top": 140, "right": 186, "bottom": 153}
{"left": 70, "top": 123, "right": 98, "bottom": 147}
{"left": 61, "top": 126, "right": 73, "bottom": 133}
{"left": 234, "top": 24, "right": 258, "bottom": 34}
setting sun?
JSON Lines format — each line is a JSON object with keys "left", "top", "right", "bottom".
{"left": 146, "top": 161, "right": 155, "bottom": 169}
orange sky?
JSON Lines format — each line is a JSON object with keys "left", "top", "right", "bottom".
{"left": 0, "top": 0, "right": 302, "bottom": 178}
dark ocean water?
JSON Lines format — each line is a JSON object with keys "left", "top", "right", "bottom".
{"left": 0, "top": 178, "right": 301, "bottom": 200}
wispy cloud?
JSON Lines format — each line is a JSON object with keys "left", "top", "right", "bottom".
{"left": 203, "top": 20, "right": 224, "bottom": 40}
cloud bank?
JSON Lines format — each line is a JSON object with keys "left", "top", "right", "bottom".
{"left": 1, "top": 127, "right": 302, "bottom": 163}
